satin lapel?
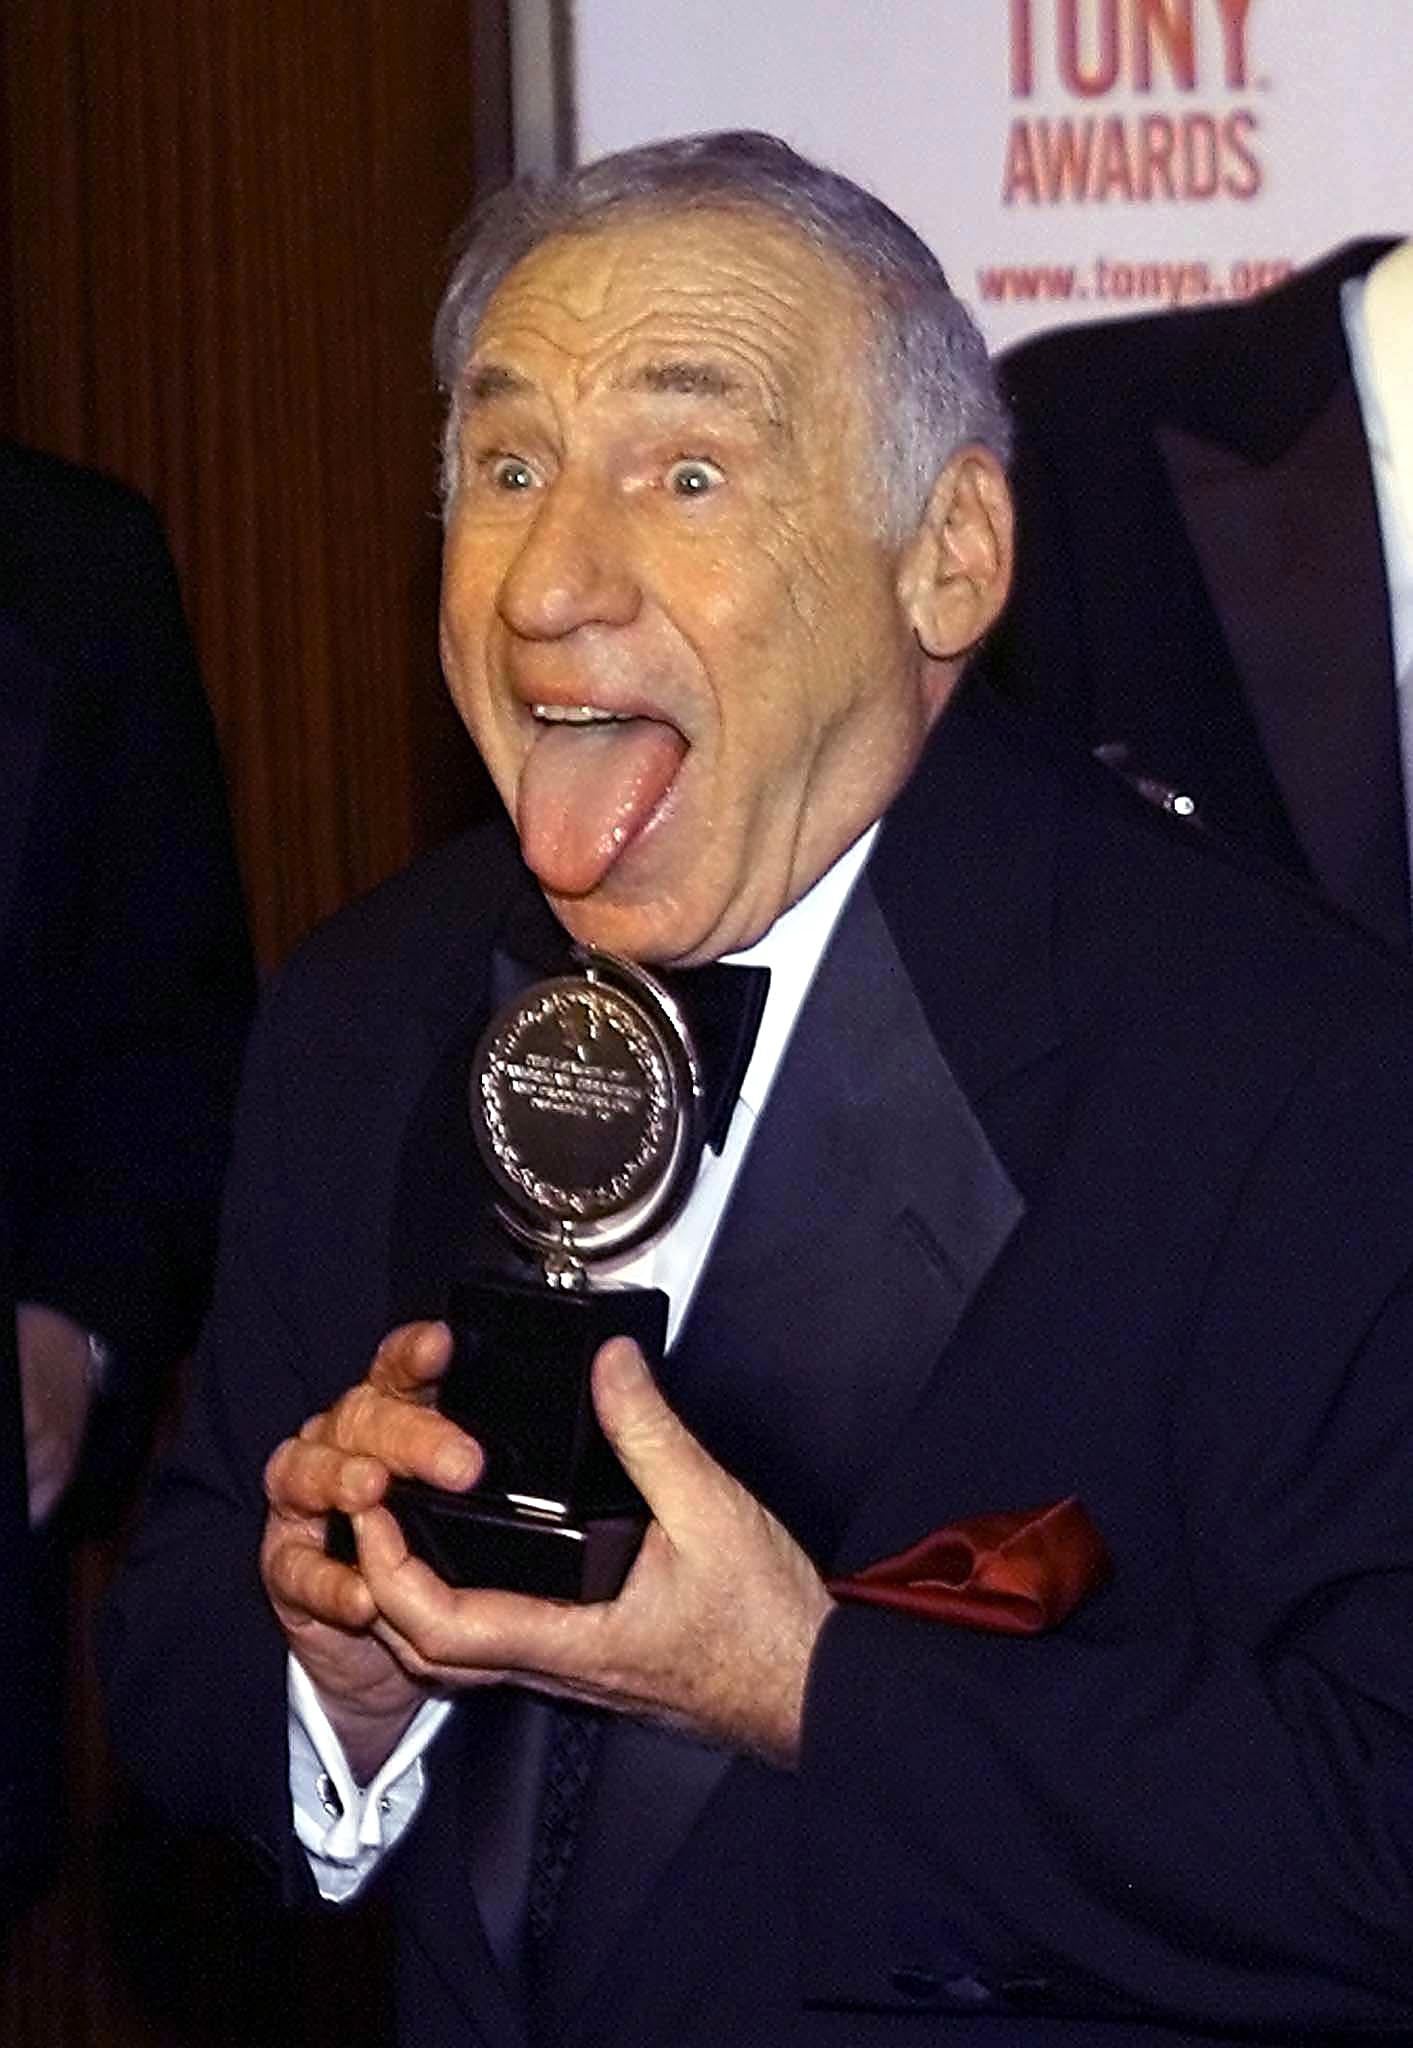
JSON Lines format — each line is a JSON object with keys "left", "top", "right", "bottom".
{"left": 0, "top": 619, "right": 51, "bottom": 957}
{"left": 1159, "top": 385, "right": 1406, "bottom": 943}
{"left": 867, "top": 682, "right": 1065, "bottom": 1132}
{"left": 661, "top": 872, "right": 1026, "bottom": 1560}
{"left": 534, "top": 852, "right": 1029, "bottom": 2038}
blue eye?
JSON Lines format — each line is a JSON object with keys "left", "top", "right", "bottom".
{"left": 666, "top": 458, "right": 724, "bottom": 497}
{"left": 490, "top": 456, "right": 537, "bottom": 491}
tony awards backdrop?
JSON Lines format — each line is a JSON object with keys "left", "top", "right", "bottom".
{"left": 538, "top": 0, "right": 1413, "bottom": 351}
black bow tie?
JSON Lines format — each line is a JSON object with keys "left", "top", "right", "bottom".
{"left": 490, "top": 896, "right": 770, "bottom": 1155}
{"left": 658, "top": 955, "right": 771, "bottom": 1153}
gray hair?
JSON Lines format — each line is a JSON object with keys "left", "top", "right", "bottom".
{"left": 432, "top": 129, "right": 1010, "bottom": 540}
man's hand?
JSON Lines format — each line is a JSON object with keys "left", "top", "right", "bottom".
{"left": 18, "top": 1302, "right": 96, "bottom": 1526}
{"left": 350, "top": 1337, "right": 836, "bottom": 1769}
{"left": 259, "top": 1320, "right": 483, "bottom": 1780}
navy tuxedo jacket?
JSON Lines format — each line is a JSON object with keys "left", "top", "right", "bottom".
{"left": 107, "top": 682, "right": 1413, "bottom": 2043}
{"left": 0, "top": 442, "right": 252, "bottom": 1894}
{"left": 979, "top": 241, "right": 1409, "bottom": 950}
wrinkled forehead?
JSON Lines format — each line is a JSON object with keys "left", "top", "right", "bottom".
{"left": 465, "top": 205, "right": 874, "bottom": 416}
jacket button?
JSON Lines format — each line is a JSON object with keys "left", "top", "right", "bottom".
{"left": 943, "top": 1973, "right": 995, "bottom": 2007}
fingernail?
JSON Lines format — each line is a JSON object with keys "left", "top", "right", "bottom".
{"left": 435, "top": 1441, "right": 479, "bottom": 1489}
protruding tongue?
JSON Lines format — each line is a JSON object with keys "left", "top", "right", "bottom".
{"left": 516, "top": 718, "right": 687, "bottom": 897}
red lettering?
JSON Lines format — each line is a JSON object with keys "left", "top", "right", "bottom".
{"left": 1038, "top": 117, "right": 1099, "bottom": 199}
{"left": 975, "top": 262, "right": 1080, "bottom": 301}
{"left": 1011, "top": 0, "right": 1035, "bottom": 95}
{"left": 1180, "top": 113, "right": 1220, "bottom": 199}
{"left": 1136, "top": 113, "right": 1178, "bottom": 199}
{"left": 1058, "top": 0, "right": 1120, "bottom": 96}
{"left": 1133, "top": 0, "right": 1196, "bottom": 91}
{"left": 1222, "top": 108, "right": 1262, "bottom": 198}
{"left": 1000, "top": 104, "right": 1262, "bottom": 205}
{"left": 1095, "top": 115, "right": 1136, "bottom": 199}
{"left": 1213, "top": 0, "right": 1255, "bottom": 89}
{"left": 1001, "top": 120, "right": 1043, "bottom": 204}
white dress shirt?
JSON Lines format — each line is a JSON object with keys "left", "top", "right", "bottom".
{"left": 290, "top": 826, "right": 878, "bottom": 1900}
{"left": 1342, "top": 245, "right": 1413, "bottom": 891}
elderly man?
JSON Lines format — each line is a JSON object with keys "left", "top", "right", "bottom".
{"left": 106, "top": 134, "right": 1413, "bottom": 2046}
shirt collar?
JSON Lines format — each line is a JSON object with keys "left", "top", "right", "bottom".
{"left": 721, "top": 824, "right": 878, "bottom": 1114}
{"left": 1342, "top": 270, "right": 1413, "bottom": 682}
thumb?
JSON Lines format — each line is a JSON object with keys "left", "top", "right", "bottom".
{"left": 591, "top": 1337, "right": 713, "bottom": 1509}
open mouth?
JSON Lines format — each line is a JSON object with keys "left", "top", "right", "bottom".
{"left": 516, "top": 700, "right": 689, "bottom": 897}
{"left": 530, "top": 703, "right": 637, "bottom": 726}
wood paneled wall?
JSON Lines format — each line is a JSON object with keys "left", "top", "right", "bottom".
{"left": 0, "top": 9, "right": 512, "bottom": 2042}
{"left": 1, "top": 0, "right": 508, "bottom": 969}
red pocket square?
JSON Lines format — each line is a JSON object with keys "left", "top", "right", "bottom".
{"left": 827, "top": 1497, "right": 1110, "bottom": 1635}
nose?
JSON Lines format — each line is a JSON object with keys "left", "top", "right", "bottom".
{"left": 497, "top": 474, "right": 641, "bottom": 640}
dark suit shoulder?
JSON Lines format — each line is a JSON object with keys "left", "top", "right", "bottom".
{"left": 929, "top": 687, "right": 1413, "bottom": 1050}
{"left": 998, "top": 238, "right": 1392, "bottom": 451}
{"left": 0, "top": 439, "right": 153, "bottom": 520}
{"left": 0, "top": 441, "right": 168, "bottom": 590}
{"left": 267, "top": 817, "right": 524, "bottom": 1029}
{"left": 0, "top": 445, "right": 199, "bottom": 732}
{"left": 1044, "top": 692, "right": 1408, "bottom": 1011}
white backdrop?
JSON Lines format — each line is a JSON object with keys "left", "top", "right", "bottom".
{"left": 548, "top": 0, "right": 1412, "bottom": 351}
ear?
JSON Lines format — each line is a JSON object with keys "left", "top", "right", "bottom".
{"left": 896, "top": 446, "right": 1014, "bottom": 669}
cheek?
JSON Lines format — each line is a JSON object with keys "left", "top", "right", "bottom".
{"left": 442, "top": 512, "right": 515, "bottom": 638}
{"left": 440, "top": 614, "right": 520, "bottom": 797}
{"left": 442, "top": 553, "right": 507, "bottom": 683}
{"left": 692, "top": 522, "right": 837, "bottom": 708}
{"left": 732, "top": 562, "right": 889, "bottom": 764}
{"left": 758, "top": 501, "right": 877, "bottom": 684}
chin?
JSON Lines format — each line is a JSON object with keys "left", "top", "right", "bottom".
{"left": 548, "top": 894, "right": 666, "bottom": 965}
{"left": 546, "top": 892, "right": 713, "bottom": 969}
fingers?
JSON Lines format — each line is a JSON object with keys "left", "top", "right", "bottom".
{"left": 261, "top": 1510, "right": 377, "bottom": 1632}
{"left": 336, "top": 1321, "right": 478, "bottom": 1486}
{"left": 264, "top": 1321, "right": 482, "bottom": 1518}
{"left": 266, "top": 1437, "right": 386, "bottom": 1517}
{"left": 318, "top": 1381, "right": 482, "bottom": 1490}
{"left": 349, "top": 1344, "right": 712, "bottom": 1693}
{"left": 258, "top": 1319, "right": 478, "bottom": 1640}
{"left": 368, "top": 1319, "right": 455, "bottom": 1396}
{"left": 357, "top": 1508, "right": 489, "bottom": 1673}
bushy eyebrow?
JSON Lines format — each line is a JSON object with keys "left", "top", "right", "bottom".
{"left": 460, "top": 354, "right": 787, "bottom": 437}
{"left": 626, "top": 358, "right": 786, "bottom": 436}
{"left": 632, "top": 359, "right": 740, "bottom": 399}
{"left": 461, "top": 362, "right": 530, "bottom": 407}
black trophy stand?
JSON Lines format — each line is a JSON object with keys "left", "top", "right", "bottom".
{"left": 378, "top": 1274, "right": 666, "bottom": 1601}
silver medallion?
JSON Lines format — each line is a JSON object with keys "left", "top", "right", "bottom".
{"left": 470, "top": 950, "right": 703, "bottom": 1264}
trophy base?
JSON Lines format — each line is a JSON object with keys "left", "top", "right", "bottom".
{"left": 329, "top": 1481, "right": 646, "bottom": 1603}
{"left": 324, "top": 1277, "right": 665, "bottom": 1602}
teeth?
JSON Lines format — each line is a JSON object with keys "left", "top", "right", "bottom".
{"left": 531, "top": 703, "right": 632, "bottom": 725}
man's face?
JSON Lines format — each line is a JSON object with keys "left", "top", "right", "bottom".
{"left": 439, "top": 206, "right": 949, "bottom": 965}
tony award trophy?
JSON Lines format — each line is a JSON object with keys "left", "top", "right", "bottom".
{"left": 383, "top": 950, "right": 712, "bottom": 1602}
